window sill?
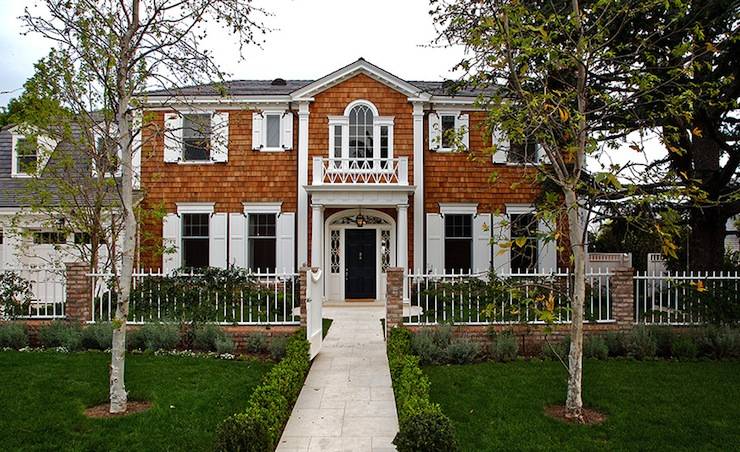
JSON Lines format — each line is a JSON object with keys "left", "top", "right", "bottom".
{"left": 11, "top": 173, "right": 33, "bottom": 178}
{"left": 177, "top": 160, "right": 217, "bottom": 165}
{"left": 258, "top": 147, "right": 288, "bottom": 153}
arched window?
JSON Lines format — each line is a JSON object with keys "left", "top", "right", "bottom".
{"left": 348, "top": 104, "right": 374, "bottom": 160}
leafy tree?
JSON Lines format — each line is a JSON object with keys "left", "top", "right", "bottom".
{"left": 431, "top": 0, "right": 701, "bottom": 421}
{"left": 615, "top": 0, "right": 739, "bottom": 270}
{"left": 20, "top": 0, "right": 266, "bottom": 414}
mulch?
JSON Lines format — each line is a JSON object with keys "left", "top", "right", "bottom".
{"left": 544, "top": 405, "right": 607, "bottom": 425}
{"left": 84, "top": 401, "right": 152, "bottom": 418}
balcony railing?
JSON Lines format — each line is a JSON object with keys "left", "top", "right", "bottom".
{"left": 312, "top": 157, "right": 408, "bottom": 185}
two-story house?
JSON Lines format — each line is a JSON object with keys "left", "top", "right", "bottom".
{"left": 137, "top": 58, "right": 556, "bottom": 302}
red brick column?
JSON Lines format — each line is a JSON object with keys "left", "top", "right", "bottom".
{"left": 65, "top": 262, "right": 91, "bottom": 323}
{"left": 385, "top": 267, "right": 404, "bottom": 337}
{"left": 299, "top": 267, "right": 308, "bottom": 329}
{"left": 611, "top": 267, "right": 635, "bottom": 329}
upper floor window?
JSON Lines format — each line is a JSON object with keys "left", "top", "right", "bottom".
{"left": 12, "top": 136, "right": 39, "bottom": 177}
{"left": 429, "top": 111, "right": 469, "bottom": 152}
{"left": 252, "top": 110, "right": 294, "bottom": 152}
{"left": 182, "top": 113, "right": 212, "bottom": 162}
{"left": 93, "top": 132, "right": 122, "bottom": 176}
{"left": 328, "top": 100, "right": 394, "bottom": 163}
{"left": 508, "top": 139, "right": 539, "bottom": 164}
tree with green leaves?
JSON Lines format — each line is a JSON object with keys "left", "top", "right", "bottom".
{"left": 431, "top": 0, "right": 705, "bottom": 421}
{"left": 20, "top": 0, "right": 266, "bottom": 414}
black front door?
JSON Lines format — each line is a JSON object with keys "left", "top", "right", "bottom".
{"left": 345, "top": 229, "right": 376, "bottom": 299}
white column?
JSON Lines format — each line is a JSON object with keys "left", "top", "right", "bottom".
{"left": 412, "top": 102, "right": 424, "bottom": 273}
{"left": 311, "top": 204, "right": 324, "bottom": 269}
{"left": 297, "top": 102, "right": 310, "bottom": 267}
{"left": 397, "top": 204, "right": 409, "bottom": 300}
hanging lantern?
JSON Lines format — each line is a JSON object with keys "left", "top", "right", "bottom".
{"left": 355, "top": 207, "right": 366, "bottom": 227}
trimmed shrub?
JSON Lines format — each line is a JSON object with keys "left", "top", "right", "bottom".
{"left": 127, "top": 323, "right": 180, "bottom": 351}
{"left": 626, "top": 326, "right": 657, "bottom": 360}
{"left": 269, "top": 336, "right": 289, "bottom": 361}
{"left": 604, "top": 331, "right": 627, "bottom": 357}
{"left": 446, "top": 338, "right": 480, "bottom": 364}
{"left": 490, "top": 331, "right": 519, "bottom": 362}
{"left": 0, "top": 322, "right": 28, "bottom": 349}
{"left": 38, "top": 321, "right": 82, "bottom": 350}
{"left": 215, "top": 335, "right": 235, "bottom": 354}
{"left": 387, "top": 327, "right": 458, "bottom": 452}
{"left": 214, "top": 330, "right": 310, "bottom": 451}
{"left": 80, "top": 322, "right": 113, "bottom": 350}
{"left": 541, "top": 335, "right": 569, "bottom": 360}
{"left": 671, "top": 335, "right": 698, "bottom": 360}
{"left": 584, "top": 336, "right": 609, "bottom": 360}
{"left": 245, "top": 333, "right": 268, "bottom": 354}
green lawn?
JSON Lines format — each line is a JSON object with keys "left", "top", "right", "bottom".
{"left": 0, "top": 351, "right": 271, "bottom": 452}
{"left": 425, "top": 360, "right": 740, "bottom": 451}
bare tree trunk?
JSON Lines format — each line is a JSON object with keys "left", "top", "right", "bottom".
{"left": 109, "top": 0, "right": 139, "bottom": 415}
{"left": 564, "top": 187, "right": 585, "bottom": 421}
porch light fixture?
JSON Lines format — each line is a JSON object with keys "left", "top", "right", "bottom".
{"left": 355, "top": 208, "right": 366, "bottom": 228}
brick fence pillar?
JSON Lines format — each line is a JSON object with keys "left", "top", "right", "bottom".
{"left": 386, "top": 267, "right": 404, "bottom": 337}
{"left": 299, "top": 267, "right": 308, "bottom": 329}
{"left": 65, "top": 262, "right": 91, "bottom": 323}
{"left": 611, "top": 267, "right": 635, "bottom": 329}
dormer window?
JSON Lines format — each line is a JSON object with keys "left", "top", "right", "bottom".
{"left": 93, "top": 132, "right": 121, "bottom": 176}
{"left": 327, "top": 100, "right": 394, "bottom": 164}
{"left": 14, "top": 137, "right": 38, "bottom": 176}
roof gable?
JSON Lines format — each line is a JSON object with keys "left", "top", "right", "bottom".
{"left": 290, "top": 58, "right": 430, "bottom": 101}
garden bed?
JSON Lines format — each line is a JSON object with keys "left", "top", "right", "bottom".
{"left": 425, "top": 360, "right": 740, "bottom": 451}
{"left": 0, "top": 350, "right": 272, "bottom": 451}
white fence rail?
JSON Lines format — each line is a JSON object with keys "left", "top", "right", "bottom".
{"left": 634, "top": 271, "right": 739, "bottom": 325}
{"left": 1, "top": 267, "right": 66, "bottom": 319}
{"left": 406, "top": 269, "right": 613, "bottom": 325}
{"left": 89, "top": 269, "right": 300, "bottom": 325}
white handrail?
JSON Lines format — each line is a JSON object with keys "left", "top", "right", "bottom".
{"left": 312, "top": 157, "right": 408, "bottom": 185}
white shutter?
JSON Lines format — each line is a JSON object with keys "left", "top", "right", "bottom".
{"left": 162, "top": 213, "right": 180, "bottom": 273}
{"left": 163, "top": 112, "right": 182, "bottom": 162}
{"left": 536, "top": 143, "right": 549, "bottom": 164}
{"left": 251, "top": 112, "right": 263, "bottom": 150}
{"left": 132, "top": 128, "right": 142, "bottom": 189}
{"left": 457, "top": 114, "right": 470, "bottom": 150}
{"left": 428, "top": 113, "right": 441, "bottom": 151}
{"left": 473, "top": 213, "right": 491, "bottom": 273}
{"left": 492, "top": 127, "right": 509, "bottom": 163}
{"left": 209, "top": 213, "right": 227, "bottom": 268}
{"left": 276, "top": 212, "right": 295, "bottom": 273}
{"left": 228, "top": 213, "right": 247, "bottom": 268}
{"left": 426, "top": 213, "right": 444, "bottom": 272}
{"left": 211, "top": 112, "right": 229, "bottom": 162}
{"left": 491, "top": 213, "right": 510, "bottom": 274}
{"left": 538, "top": 219, "right": 557, "bottom": 272}
{"left": 281, "top": 112, "right": 294, "bottom": 150}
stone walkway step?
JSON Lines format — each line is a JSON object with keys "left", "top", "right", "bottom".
{"left": 277, "top": 306, "right": 398, "bottom": 452}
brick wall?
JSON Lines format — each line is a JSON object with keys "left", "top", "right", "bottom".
{"left": 139, "top": 109, "right": 298, "bottom": 268}
{"left": 385, "top": 267, "right": 404, "bottom": 336}
{"left": 65, "top": 262, "right": 91, "bottom": 323}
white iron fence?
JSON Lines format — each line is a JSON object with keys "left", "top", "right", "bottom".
{"left": 89, "top": 269, "right": 300, "bottom": 325}
{"left": 406, "top": 269, "right": 613, "bottom": 325}
{"left": 634, "top": 271, "right": 739, "bottom": 325}
{"left": 1, "top": 267, "right": 66, "bottom": 319}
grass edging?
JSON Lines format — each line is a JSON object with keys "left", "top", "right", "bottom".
{"left": 387, "top": 327, "right": 459, "bottom": 452}
{"left": 214, "top": 329, "right": 310, "bottom": 452}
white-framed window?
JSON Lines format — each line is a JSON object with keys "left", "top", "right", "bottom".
{"left": 444, "top": 213, "right": 473, "bottom": 273}
{"left": 492, "top": 205, "right": 557, "bottom": 273}
{"left": 11, "top": 135, "right": 39, "bottom": 177}
{"left": 492, "top": 129, "right": 541, "bottom": 165}
{"left": 251, "top": 110, "right": 294, "bottom": 152}
{"left": 429, "top": 110, "right": 469, "bottom": 152}
{"left": 163, "top": 111, "right": 229, "bottom": 164}
{"left": 326, "top": 100, "right": 394, "bottom": 162}
{"left": 248, "top": 213, "right": 277, "bottom": 271}
{"left": 91, "top": 123, "right": 123, "bottom": 177}
{"left": 32, "top": 230, "right": 67, "bottom": 245}
{"left": 509, "top": 211, "right": 538, "bottom": 272}
{"left": 427, "top": 203, "right": 491, "bottom": 274}
{"left": 181, "top": 212, "right": 210, "bottom": 269}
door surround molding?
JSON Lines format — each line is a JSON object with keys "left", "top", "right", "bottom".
{"left": 324, "top": 208, "right": 396, "bottom": 302}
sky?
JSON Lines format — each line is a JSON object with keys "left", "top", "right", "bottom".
{"left": 0, "top": 0, "right": 465, "bottom": 106}
{"left": 0, "top": 0, "right": 661, "bottom": 168}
